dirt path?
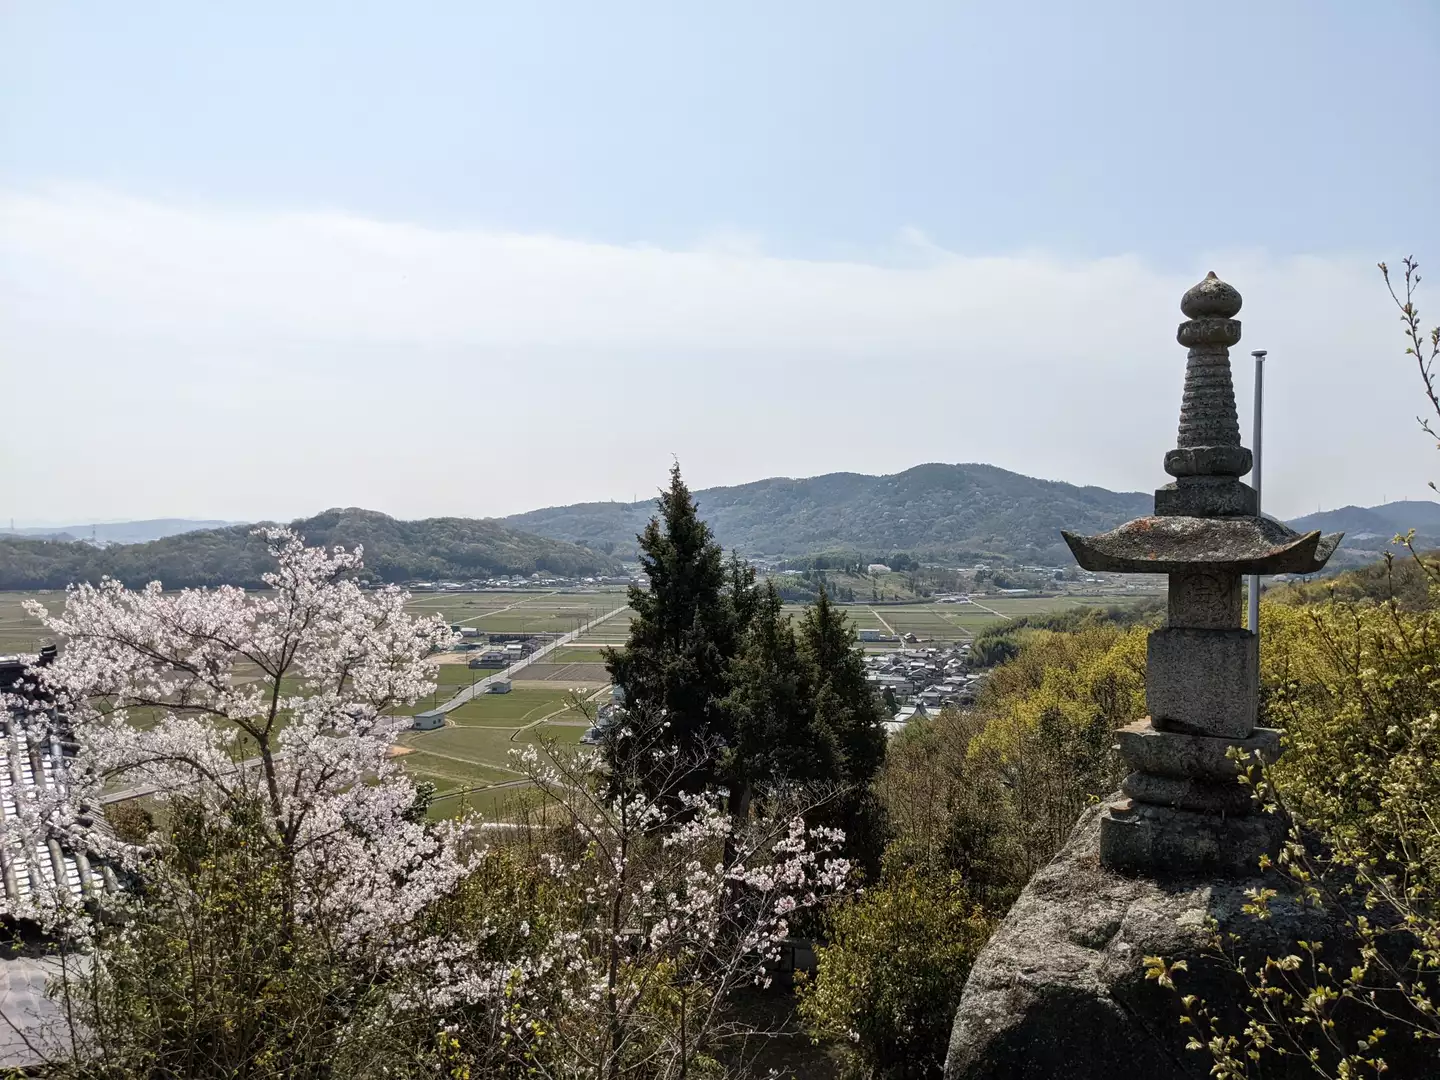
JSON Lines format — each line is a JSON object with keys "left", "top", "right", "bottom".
{"left": 402, "top": 745, "right": 527, "bottom": 777}
{"left": 509, "top": 685, "right": 611, "bottom": 742}
{"left": 966, "top": 599, "right": 1013, "bottom": 621}
{"left": 869, "top": 607, "right": 896, "bottom": 634}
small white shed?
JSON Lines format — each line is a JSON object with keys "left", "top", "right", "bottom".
{"left": 412, "top": 709, "right": 445, "bottom": 731}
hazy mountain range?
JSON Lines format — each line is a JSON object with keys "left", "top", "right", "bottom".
{"left": 0, "top": 509, "right": 623, "bottom": 590}
{"left": 1, "top": 519, "right": 244, "bottom": 545}
{"left": 5, "top": 465, "right": 1435, "bottom": 589}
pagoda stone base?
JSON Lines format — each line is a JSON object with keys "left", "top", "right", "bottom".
{"left": 1146, "top": 628, "right": 1257, "bottom": 737}
{"left": 1099, "top": 797, "right": 1285, "bottom": 878}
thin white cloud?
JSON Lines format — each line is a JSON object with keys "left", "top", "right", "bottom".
{"left": 0, "top": 187, "right": 1428, "bottom": 526}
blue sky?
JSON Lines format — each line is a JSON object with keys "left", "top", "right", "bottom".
{"left": 2, "top": 2, "right": 1438, "bottom": 524}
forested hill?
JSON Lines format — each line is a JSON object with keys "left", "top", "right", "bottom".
{"left": 0, "top": 508, "right": 623, "bottom": 590}
{"left": 502, "top": 463, "right": 1154, "bottom": 565}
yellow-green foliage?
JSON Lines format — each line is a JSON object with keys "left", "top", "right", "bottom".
{"left": 1267, "top": 549, "right": 1438, "bottom": 611}
{"left": 1260, "top": 589, "right": 1440, "bottom": 891}
{"left": 799, "top": 867, "right": 993, "bottom": 1080}
{"left": 881, "top": 625, "right": 1147, "bottom": 903}
{"left": 49, "top": 799, "right": 428, "bottom": 1079}
{"left": 1161, "top": 574, "right": 1440, "bottom": 1077}
{"left": 969, "top": 625, "right": 1147, "bottom": 874}
{"left": 809, "top": 624, "right": 1148, "bottom": 1077}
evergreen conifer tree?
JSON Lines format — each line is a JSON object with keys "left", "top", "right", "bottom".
{"left": 798, "top": 586, "right": 889, "bottom": 874}
{"left": 722, "top": 581, "right": 827, "bottom": 822}
{"left": 605, "top": 468, "right": 886, "bottom": 865}
{"left": 604, "top": 464, "right": 738, "bottom": 798}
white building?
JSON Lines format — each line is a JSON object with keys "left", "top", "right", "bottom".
{"left": 488, "top": 679, "right": 513, "bottom": 694}
{"left": 412, "top": 709, "right": 445, "bottom": 731}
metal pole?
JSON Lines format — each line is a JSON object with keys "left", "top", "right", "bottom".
{"left": 1248, "top": 350, "right": 1266, "bottom": 635}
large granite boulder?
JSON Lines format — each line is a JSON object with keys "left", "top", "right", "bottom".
{"left": 944, "top": 802, "right": 1432, "bottom": 1079}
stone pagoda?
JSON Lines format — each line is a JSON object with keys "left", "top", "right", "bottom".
{"left": 1063, "top": 272, "right": 1342, "bottom": 877}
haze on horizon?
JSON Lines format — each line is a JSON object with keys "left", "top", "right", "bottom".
{"left": 2, "top": 2, "right": 1438, "bottom": 527}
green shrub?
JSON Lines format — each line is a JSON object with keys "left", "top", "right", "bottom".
{"left": 880, "top": 625, "right": 1146, "bottom": 906}
{"left": 799, "top": 866, "right": 993, "bottom": 1079}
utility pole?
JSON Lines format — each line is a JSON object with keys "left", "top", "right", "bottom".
{"left": 1248, "top": 350, "right": 1267, "bottom": 638}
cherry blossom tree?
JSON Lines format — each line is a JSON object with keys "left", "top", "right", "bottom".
{"left": 424, "top": 741, "right": 851, "bottom": 1080}
{"left": 16, "top": 528, "right": 466, "bottom": 939}
{"left": 1, "top": 530, "right": 851, "bottom": 1077}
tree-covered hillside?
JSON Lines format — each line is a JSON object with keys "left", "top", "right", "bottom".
{"left": 502, "top": 463, "right": 1153, "bottom": 565}
{"left": 0, "top": 507, "right": 622, "bottom": 589}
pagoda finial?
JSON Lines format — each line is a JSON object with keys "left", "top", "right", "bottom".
{"left": 1179, "top": 271, "right": 1242, "bottom": 319}
{"left": 1164, "top": 271, "right": 1250, "bottom": 479}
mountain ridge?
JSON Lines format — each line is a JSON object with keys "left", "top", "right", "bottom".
{"left": 501, "top": 464, "right": 1440, "bottom": 566}
{"left": 1288, "top": 500, "right": 1440, "bottom": 538}
{"left": 501, "top": 463, "right": 1155, "bottom": 564}
{"left": 0, "top": 507, "right": 622, "bottom": 590}
{"left": 9, "top": 469, "right": 1435, "bottom": 585}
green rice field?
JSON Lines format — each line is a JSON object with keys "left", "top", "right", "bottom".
{"left": 404, "top": 590, "right": 630, "bottom": 636}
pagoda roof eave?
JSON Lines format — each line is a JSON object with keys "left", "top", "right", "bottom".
{"left": 1062, "top": 516, "right": 1344, "bottom": 575}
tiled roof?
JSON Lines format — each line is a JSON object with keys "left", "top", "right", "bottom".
{"left": 0, "top": 725, "right": 115, "bottom": 908}
{"left": 0, "top": 652, "right": 116, "bottom": 912}
{"left": 0, "top": 651, "right": 113, "bottom": 1069}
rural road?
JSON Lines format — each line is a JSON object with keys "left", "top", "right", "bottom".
{"left": 433, "top": 603, "right": 630, "bottom": 713}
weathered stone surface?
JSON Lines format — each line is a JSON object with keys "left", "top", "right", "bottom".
{"left": 1063, "top": 516, "right": 1339, "bottom": 576}
{"left": 1121, "top": 771, "right": 1256, "bottom": 815}
{"left": 1172, "top": 332, "right": 1242, "bottom": 467}
{"left": 1115, "top": 719, "right": 1280, "bottom": 781}
{"left": 1163, "top": 444, "right": 1252, "bottom": 478}
{"left": 1179, "top": 272, "right": 1242, "bottom": 319}
{"left": 1167, "top": 570, "right": 1241, "bottom": 630}
{"left": 1100, "top": 798, "right": 1284, "bottom": 877}
{"left": 945, "top": 804, "right": 1427, "bottom": 1080}
{"left": 1154, "top": 477, "right": 1258, "bottom": 518}
{"left": 1176, "top": 319, "right": 1242, "bottom": 350}
{"left": 1147, "top": 628, "right": 1257, "bottom": 737}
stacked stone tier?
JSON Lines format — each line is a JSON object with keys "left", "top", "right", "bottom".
{"left": 1114, "top": 718, "right": 1281, "bottom": 818}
